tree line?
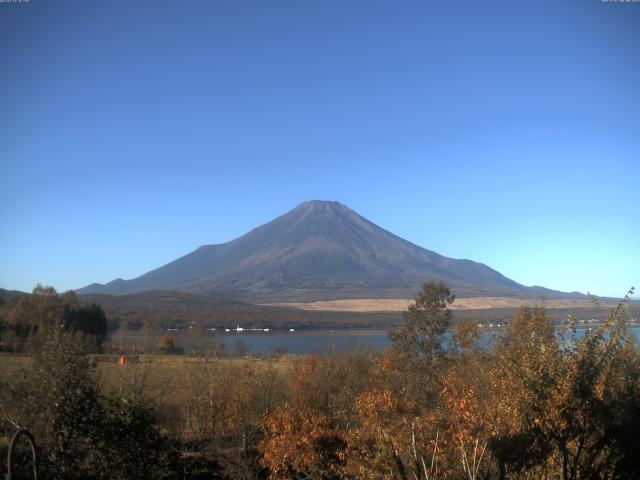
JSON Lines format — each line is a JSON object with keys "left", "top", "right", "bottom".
{"left": 0, "top": 285, "right": 108, "bottom": 353}
{"left": 0, "top": 281, "right": 638, "bottom": 479}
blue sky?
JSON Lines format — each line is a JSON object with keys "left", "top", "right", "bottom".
{"left": 1, "top": 0, "right": 638, "bottom": 298}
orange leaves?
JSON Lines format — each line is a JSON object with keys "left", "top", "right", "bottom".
{"left": 343, "top": 388, "right": 443, "bottom": 479}
{"left": 355, "top": 389, "right": 398, "bottom": 428}
{"left": 376, "top": 350, "right": 399, "bottom": 377}
{"left": 439, "top": 368, "right": 494, "bottom": 479}
{"left": 259, "top": 403, "right": 346, "bottom": 480}
{"left": 264, "top": 302, "right": 640, "bottom": 479}
{"left": 159, "top": 335, "right": 175, "bottom": 350}
{"left": 442, "top": 370, "right": 483, "bottom": 445}
{"left": 288, "top": 355, "right": 318, "bottom": 406}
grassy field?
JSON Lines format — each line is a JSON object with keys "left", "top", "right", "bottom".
{"left": 266, "top": 296, "right": 623, "bottom": 312}
{"left": 0, "top": 352, "right": 296, "bottom": 447}
{"left": 0, "top": 353, "right": 293, "bottom": 406}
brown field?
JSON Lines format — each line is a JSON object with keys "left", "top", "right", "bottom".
{"left": 0, "top": 353, "right": 294, "bottom": 406}
{"left": 0, "top": 353, "right": 295, "bottom": 446}
{"left": 266, "top": 296, "right": 616, "bottom": 312}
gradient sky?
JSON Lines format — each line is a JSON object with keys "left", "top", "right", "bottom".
{"left": 1, "top": 0, "right": 638, "bottom": 298}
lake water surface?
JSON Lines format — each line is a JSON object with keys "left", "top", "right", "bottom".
{"left": 110, "top": 325, "right": 640, "bottom": 356}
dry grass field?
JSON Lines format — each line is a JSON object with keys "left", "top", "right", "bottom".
{"left": 0, "top": 353, "right": 293, "bottom": 408}
{"left": 266, "top": 296, "right": 617, "bottom": 312}
{"left": 0, "top": 353, "right": 295, "bottom": 446}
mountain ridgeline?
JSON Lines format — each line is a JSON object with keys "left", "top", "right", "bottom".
{"left": 78, "top": 201, "right": 571, "bottom": 302}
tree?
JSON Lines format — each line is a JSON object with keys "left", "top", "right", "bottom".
{"left": 0, "top": 287, "right": 109, "bottom": 352}
{"left": 2, "top": 285, "right": 63, "bottom": 351}
{"left": 160, "top": 335, "right": 175, "bottom": 352}
{"left": 25, "top": 330, "right": 109, "bottom": 478}
{"left": 344, "top": 388, "right": 442, "bottom": 480}
{"left": 63, "top": 302, "right": 108, "bottom": 349}
{"left": 3, "top": 330, "right": 169, "bottom": 479}
{"left": 486, "top": 294, "right": 640, "bottom": 480}
{"left": 388, "top": 281, "right": 454, "bottom": 405}
{"left": 260, "top": 403, "right": 346, "bottom": 480}
{"left": 389, "top": 281, "right": 454, "bottom": 362}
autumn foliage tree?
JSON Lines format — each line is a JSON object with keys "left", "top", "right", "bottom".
{"left": 344, "top": 388, "right": 443, "bottom": 480}
{"left": 485, "top": 291, "right": 640, "bottom": 479}
{"left": 260, "top": 403, "right": 346, "bottom": 480}
{"left": 160, "top": 335, "right": 175, "bottom": 351}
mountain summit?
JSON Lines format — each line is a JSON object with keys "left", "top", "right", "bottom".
{"left": 78, "top": 201, "right": 553, "bottom": 301}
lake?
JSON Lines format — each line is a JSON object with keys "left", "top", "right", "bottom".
{"left": 108, "top": 325, "right": 640, "bottom": 356}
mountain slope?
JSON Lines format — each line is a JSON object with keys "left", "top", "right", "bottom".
{"left": 78, "top": 200, "right": 566, "bottom": 301}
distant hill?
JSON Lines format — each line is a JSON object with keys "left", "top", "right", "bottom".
{"left": 0, "top": 288, "right": 26, "bottom": 305}
{"left": 78, "top": 200, "right": 584, "bottom": 302}
{"left": 79, "top": 290, "right": 631, "bottom": 331}
{"left": 78, "top": 290, "right": 399, "bottom": 330}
